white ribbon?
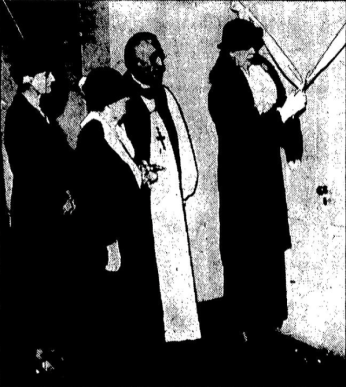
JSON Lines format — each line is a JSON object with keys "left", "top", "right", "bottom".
{"left": 231, "top": 1, "right": 346, "bottom": 92}
{"left": 305, "top": 23, "right": 346, "bottom": 91}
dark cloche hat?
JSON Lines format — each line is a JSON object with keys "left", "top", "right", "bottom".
{"left": 217, "top": 18, "right": 264, "bottom": 52}
{"left": 9, "top": 41, "right": 58, "bottom": 84}
{"left": 82, "top": 67, "right": 128, "bottom": 112}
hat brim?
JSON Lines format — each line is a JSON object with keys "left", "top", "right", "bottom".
{"left": 218, "top": 19, "right": 264, "bottom": 52}
{"left": 217, "top": 37, "right": 264, "bottom": 52}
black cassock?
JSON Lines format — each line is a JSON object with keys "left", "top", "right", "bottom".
{"left": 3, "top": 93, "right": 73, "bottom": 374}
{"left": 72, "top": 118, "right": 165, "bottom": 373}
{"left": 208, "top": 54, "right": 303, "bottom": 333}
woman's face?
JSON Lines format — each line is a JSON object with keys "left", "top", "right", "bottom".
{"left": 29, "top": 71, "right": 55, "bottom": 94}
{"left": 103, "top": 97, "right": 129, "bottom": 126}
{"left": 230, "top": 47, "right": 256, "bottom": 68}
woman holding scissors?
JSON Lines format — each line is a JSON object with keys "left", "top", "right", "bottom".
{"left": 208, "top": 18, "right": 307, "bottom": 355}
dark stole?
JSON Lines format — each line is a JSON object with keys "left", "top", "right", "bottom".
{"left": 122, "top": 71, "right": 186, "bottom": 186}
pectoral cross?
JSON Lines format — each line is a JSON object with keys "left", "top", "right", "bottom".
{"left": 156, "top": 127, "right": 166, "bottom": 152}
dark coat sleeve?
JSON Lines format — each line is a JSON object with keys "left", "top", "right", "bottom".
{"left": 4, "top": 96, "right": 71, "bottom": 220}
{"left": 73, "top": 120, "right": 133, "bottom": 247}
{"left": 281, "top": 116, "right": 304, "bottom": 162}
{"left": 208, "top": 67, "right": 303, "bottom": 162}
{"left": 5, "top": 102, "right": 58, "bottom": 182}
{"left": 208, "top": 78, "right": 284, "bottom": 162}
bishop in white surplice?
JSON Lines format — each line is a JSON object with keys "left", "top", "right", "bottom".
{"left": 140, "top": 92, "right": 200, "bottom": 342}
{"left": 121, "top": 32, "right": 201, "bottom": 343}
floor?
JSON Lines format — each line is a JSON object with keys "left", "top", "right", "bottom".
{"left": 2, "top": 333, "right": 344, "bottom": 387}
{"left": 282, "top": 216, "right": 345, "bottom": 356}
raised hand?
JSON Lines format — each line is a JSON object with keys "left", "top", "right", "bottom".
{"left": 279, "top": 90, "right": 307, "bottom": 123}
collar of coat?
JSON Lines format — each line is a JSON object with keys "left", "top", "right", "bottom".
{"left": 210, "top": 53, "right": 287, "bottom": 107}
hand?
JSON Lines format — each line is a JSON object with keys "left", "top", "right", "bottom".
{"left": 294, "top": 90, "right": 307, "bottom": 112}
{"left": 288, "top": 160, "right": 301, "bottom": 171}
{"left": 139, "top": 161, "right": 165, "bottom": 189}
{"left": 62, "top": 190, "right": 75, "bottom": 215}
{"left": 279, "top": 91, "right": 307, "bottom": 123}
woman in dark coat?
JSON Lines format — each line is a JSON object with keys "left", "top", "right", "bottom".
{"left": 208, "top": 19, "right": 307, "bottom": 348}
{"left": 3, "top": 44, "right": 73, "bottom": 383}
{"left": 72, "top": 67, "right": 165, "bottom": 384}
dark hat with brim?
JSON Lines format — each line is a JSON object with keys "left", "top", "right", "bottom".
{"left": 82, "top": 66, "right": 127, "bottom": 112}
{"left": 9, "top": 41, "right": 59, "bottom": 83}
{"left": 217, "top": 18, "right": 264, "bottom": 52}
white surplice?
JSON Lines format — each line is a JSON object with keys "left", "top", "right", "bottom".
{"left": 142, "top": 88, "right": 201, "bottom": 342}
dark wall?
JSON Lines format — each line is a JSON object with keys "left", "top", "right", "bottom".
{"left": 1, "top": 0, "right": 82, "bottom": 79}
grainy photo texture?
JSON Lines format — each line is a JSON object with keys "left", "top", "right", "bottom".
{"left": 0, "top": 1, "right": 345, "bottom": 386}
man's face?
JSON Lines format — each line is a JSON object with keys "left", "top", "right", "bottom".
{"left": 132, "top": 39, "right": 165, "bottom": 87}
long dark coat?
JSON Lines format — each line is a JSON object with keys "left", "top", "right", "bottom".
{"left": 72, "top": 118, "right": 165, "bottom": 360}
{"left": 208, "top": 54, "right": 303, "bottom": 332}
{"left": 3, "top": 93, "right": 74, "bottom": 372}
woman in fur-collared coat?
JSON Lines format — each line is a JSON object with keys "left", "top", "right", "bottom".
{"left": 208, "top": 18, "right": 307, "bottom": 345}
